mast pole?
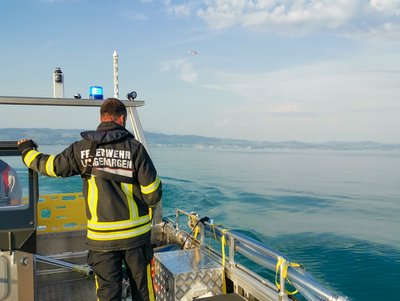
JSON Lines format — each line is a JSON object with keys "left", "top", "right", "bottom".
{"left": 112, "top": 51, "right": 150, "bottom": 153}
{"left": 113, "top": 50, "right": 119, "bottom": 98}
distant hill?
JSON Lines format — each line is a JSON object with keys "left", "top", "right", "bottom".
{"left": 0, "top": 128, "right": 84, "bottom": 145}
{"left": 144, "top": 132, "right": 400, "bottom": 151}
{"left": 1, "top": 128, "right": 399, "bottom": 151}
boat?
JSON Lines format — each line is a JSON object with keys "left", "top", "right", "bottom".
{"left": 0, "top": 55, "right": 349, "bottom": 301}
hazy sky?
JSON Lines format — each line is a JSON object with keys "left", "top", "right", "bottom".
{"left": 0, "top": 0, "right": 399, "bottom": 143}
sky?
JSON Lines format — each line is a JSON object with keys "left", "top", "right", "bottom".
{"left": 0, "top": 0, "right": 399, "bottom": 143}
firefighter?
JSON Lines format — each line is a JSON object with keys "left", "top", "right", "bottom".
{"left": 18, "top": 98, "right": 162, "bottom": 301}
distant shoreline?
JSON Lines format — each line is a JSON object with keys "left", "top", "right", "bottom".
{"left": 1, "top": 128, "right": 399, "bottom": 151}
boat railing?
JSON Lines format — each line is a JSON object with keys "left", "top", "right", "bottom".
{"left": 174, "top": 209, "right": 349, "bottom": 301}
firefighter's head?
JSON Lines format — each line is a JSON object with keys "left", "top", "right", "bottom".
{"left": 100, "top": 98, "right": 127, "bottom": 127}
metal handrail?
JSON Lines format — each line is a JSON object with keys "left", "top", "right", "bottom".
{"left": 174, "top": 209, "right": 348, "bottom": 301}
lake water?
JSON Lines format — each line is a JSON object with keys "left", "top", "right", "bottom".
{"left": 152, "top": 147, "right": 400, "bottom": 301}
{"left": 8, "top": 145, "right": 400, "bottom": 301}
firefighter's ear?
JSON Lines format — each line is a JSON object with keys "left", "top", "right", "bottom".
{"left": 121, "top": 115, "right": 127, "bottom": 127}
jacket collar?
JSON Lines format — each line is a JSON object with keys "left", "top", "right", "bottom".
{"left": 81, "top": 122, "right": 134, "bottom": 144}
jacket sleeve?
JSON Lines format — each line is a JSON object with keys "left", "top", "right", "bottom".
{"left": 18, "top": 141, "right": 81, "bottom": 178}
{"left": 135, "top": 144, "right": 162, "bottom": 208}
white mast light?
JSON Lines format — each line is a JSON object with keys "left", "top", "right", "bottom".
{"left": 53, "top": 67, "right": 64, "bottom": 98}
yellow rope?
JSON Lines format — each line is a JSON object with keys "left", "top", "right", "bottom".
{"left": 205, "top": 222, "right": 229, "bottom": 294}
{"left": 220, "top": 228, "right": 228, "bottom": 294}
{"left": 211, "top": 224, "right": 217, "bottom": 240}
{"left": 221, "top": 231, "right": 226, "bottom": 265}
{"left": 193, "top": 226, "right": 200, "bottom": 241}
{"left": 188, "top": 214, "right": 201, "bottom": 243}
{"left": 275, "top": 257, "right": 302, "bottom": 295}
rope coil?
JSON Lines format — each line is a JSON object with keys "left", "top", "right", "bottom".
{"left": 275, "top": 257, "right": 302, "bottom": 295}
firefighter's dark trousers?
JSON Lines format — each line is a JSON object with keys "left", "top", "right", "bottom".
{"left": 88, "top": 243, "right": 155, "bottom": 301}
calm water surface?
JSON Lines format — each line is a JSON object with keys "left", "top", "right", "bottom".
{"left": 151, "top": 147, "right": 400, "bottom": 301}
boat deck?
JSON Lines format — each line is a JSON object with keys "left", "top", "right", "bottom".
{"left": 37, "top": 279, "right": 96, "bottom": 301}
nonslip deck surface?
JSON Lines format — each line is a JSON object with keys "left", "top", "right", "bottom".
{"left": 37, "top": 278, "right": 96, "bottom": 301}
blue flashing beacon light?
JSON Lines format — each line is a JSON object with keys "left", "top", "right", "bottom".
{"left": 89, "top": 86, "right": 104, "bottom": 100}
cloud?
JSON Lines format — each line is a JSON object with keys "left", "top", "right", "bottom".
{"left": 369, "top": 0, "right": 400, "bottom": 15}
{"left": 195, "top": 0, "right": 400, "bottom": 36}
{"left": 202, "top": 54, "right": 400, "bottom": 118}
{"left": 140, "top": 0, "right": 400, "bottom": 38}
{"left": 197, "top": 0, "right": 358, "bottom": 33}
{"left": 164, "top": 0, "right": 192, "bottom": 16}
{"left": 161, "top": 59, "right": 198, "bottom": 83}
{"left": 341, "top": 22, "right": 400, "bottom": 45}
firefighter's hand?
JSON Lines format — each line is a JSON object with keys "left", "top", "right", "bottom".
{"left": 17, "top": 139, "right": 38, "bottom": 153}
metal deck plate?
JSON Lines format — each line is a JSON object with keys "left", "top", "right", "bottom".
{"left": 37, "top": 278, "right": 96, "bottom": 301}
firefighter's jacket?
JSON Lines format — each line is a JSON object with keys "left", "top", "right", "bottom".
{"left": 18, "top": 122, "right": 162, "bottom": 251}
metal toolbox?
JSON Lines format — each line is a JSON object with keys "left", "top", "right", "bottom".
{"left": 154, "top": 248, "right": 224, "bottom": 301}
